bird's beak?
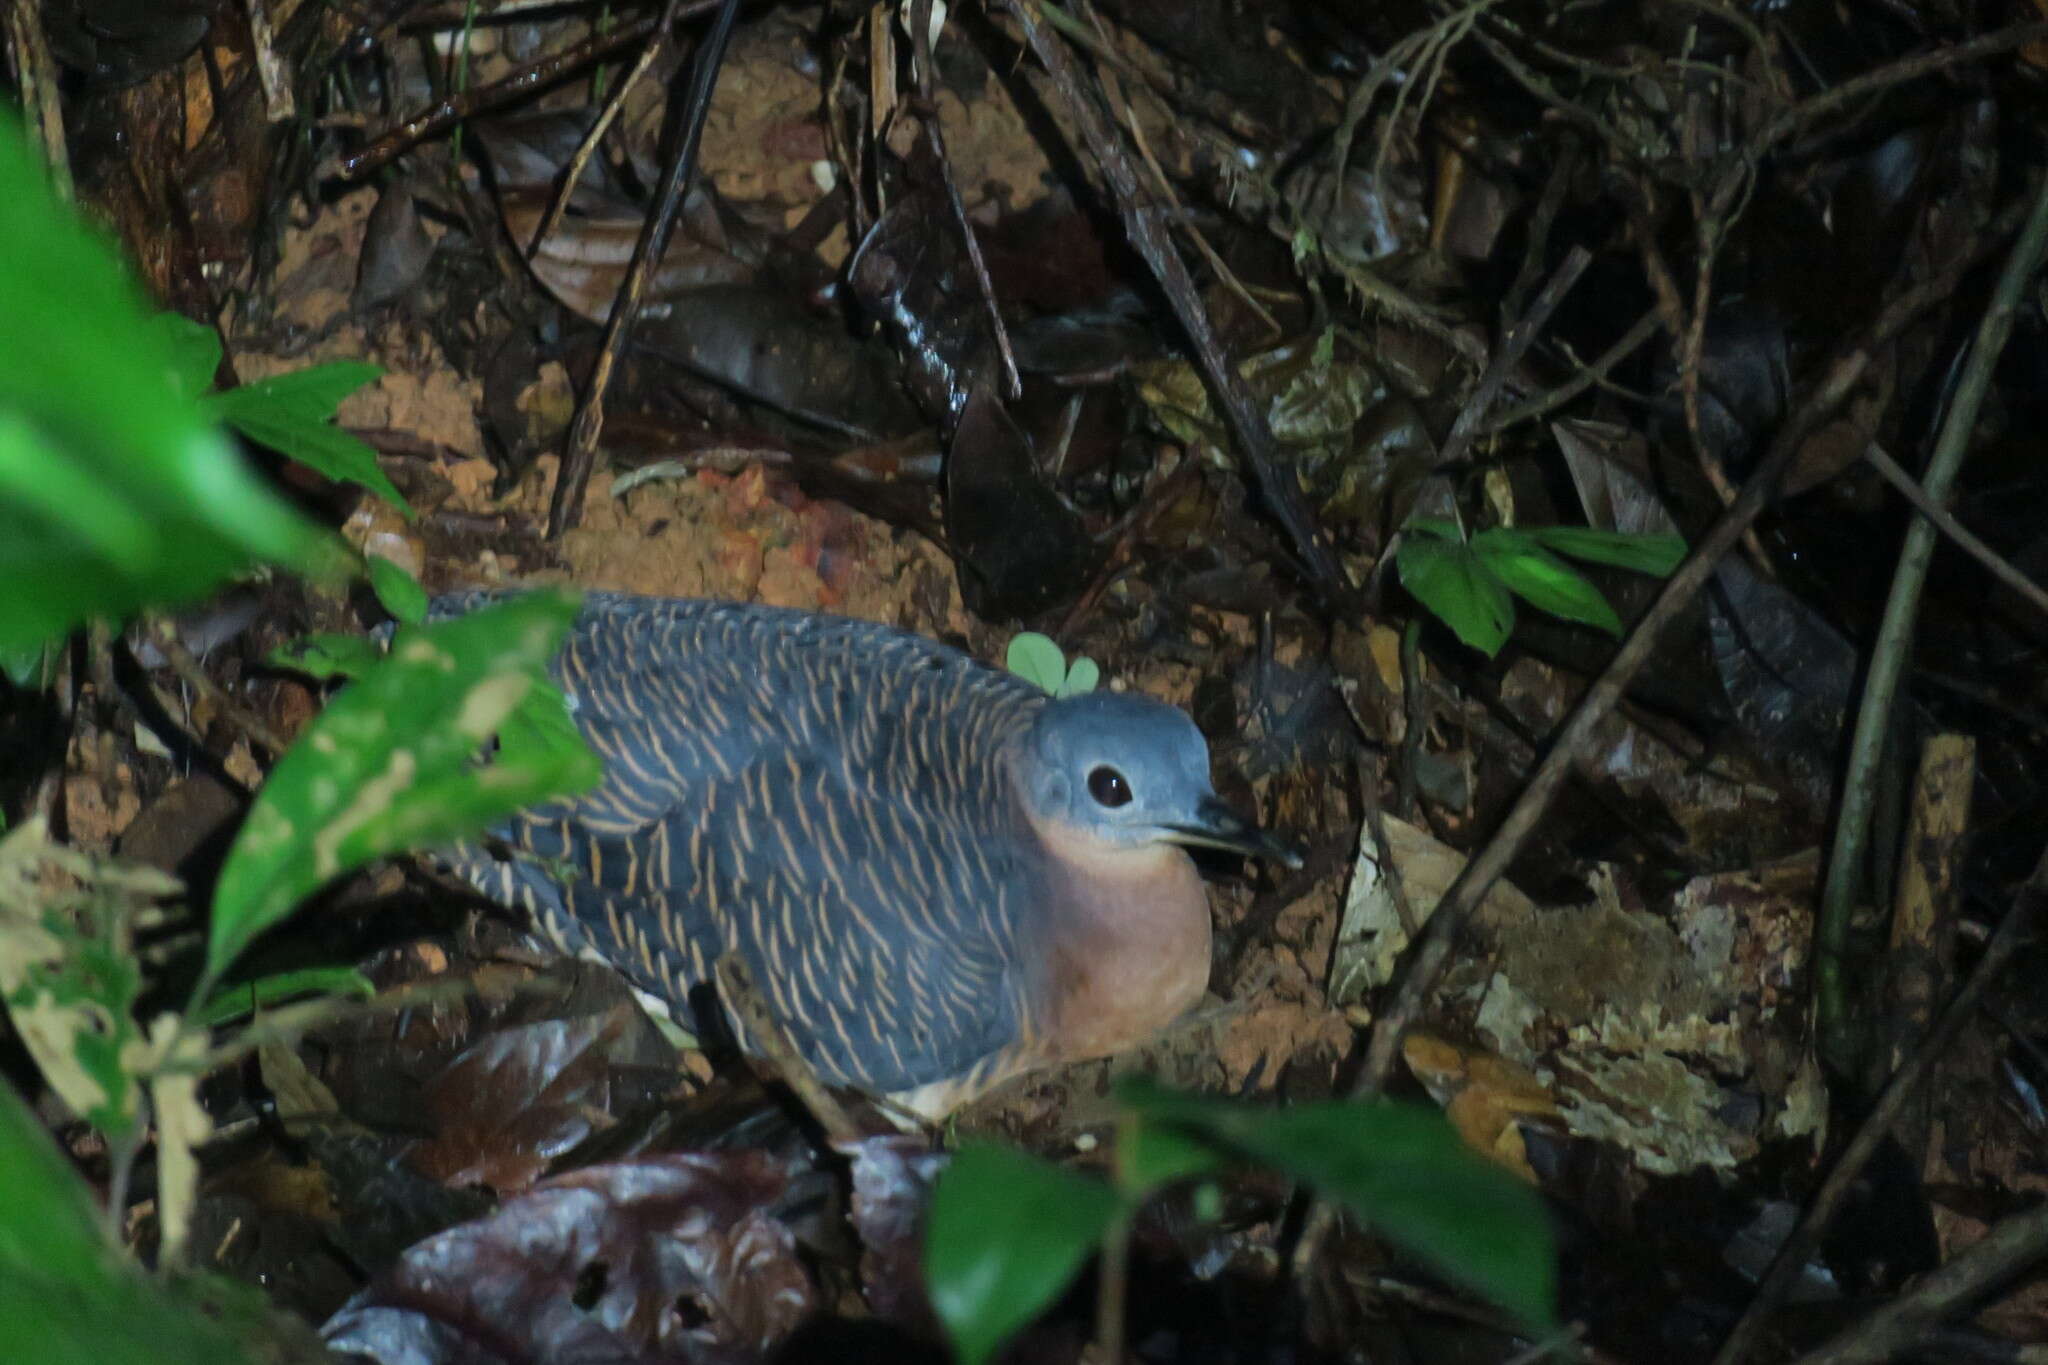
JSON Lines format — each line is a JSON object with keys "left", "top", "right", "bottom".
{"left": 1164, "top": 795, "right": 1305, "bottom": 869}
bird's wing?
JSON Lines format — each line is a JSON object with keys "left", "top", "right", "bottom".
{"left": 442, "top": 592, "right": 1049, "bottom": 1093}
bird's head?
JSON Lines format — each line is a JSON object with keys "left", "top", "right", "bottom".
{"left": 1016, "top": 691, "right": 1302, "bottom": 867}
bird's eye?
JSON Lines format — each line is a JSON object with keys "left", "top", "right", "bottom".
{"left": 1087, "top": 766, "right": 1133, "bottom": 807}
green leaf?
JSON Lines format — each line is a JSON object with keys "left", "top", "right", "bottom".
{"left": 206, "top": 362, "right": 407, "bottom": 515}
{"left": 1116, "top": 1114, "right": 1222, "bottom": 1197}
{"left": 367, "top": 554, "right": 428, "bottom": 625}
{"left": 1059, "top": 656, "right": 1100, "bottom": 698}
{"left": 0, "top": 113, "right": 347, "bottom": 655}
{"left": 1474, "top": 533, "right": 1623, "bottom": 637}
{"left": 0, "top": 1092, "right": 260, "bottom": 1362}
{"left": 0, "top": 1070, "right": 112, "bottom": 1284}
{"left": 148, "top": 313, "right": 223, "bottom": 401}
{"left": 196, "top": 966, "right": 376, "bottom": 1027}
{"left": 266, "top": 633, "right": 384, "bottom": 682}
{"left": 1397, "top": 532, "right": 1514, "bottom": 656}
{"left": 1522, "top": 526, "right": 1686, "bottom": 576}
{"left": 1116, "top": 1079, "right": 1557, "bottom": 1331}
{"left": 203, "top": 590, "right": 601, "bottom": 992}
{"left": 925, "top": 1142, "right": 1119, "bottom": 1365}
{"left": 0, "top": 638, "right": 55, "bottom": 689}
{"left": 1006, "top": 632, "right": 1068, "bottom": 694}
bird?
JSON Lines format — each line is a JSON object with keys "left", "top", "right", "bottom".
{"left": 435, "top": 590, "right": 1299, "bottom": 1121}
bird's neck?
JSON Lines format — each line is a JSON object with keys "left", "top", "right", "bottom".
{"left": 1024, "top": 818, "right": 1213, "bottom": 1067}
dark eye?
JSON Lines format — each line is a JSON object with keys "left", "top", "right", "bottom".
{"left": 1087, "top": 766, "right": 1133, "bottom": 807}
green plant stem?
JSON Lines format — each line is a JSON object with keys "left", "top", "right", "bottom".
{"left": 103, "top": 1127, "right": 143, "bottom": 1249}
{"left": 1094, "top": 1211, "right": 1130, "bottom": 1364}
{"left": 1814, "top": 167, "right": 2048, "bottom": 1077}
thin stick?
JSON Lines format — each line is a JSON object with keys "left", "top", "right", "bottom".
{"left": 714, "top": 953, "right": 861, "bottom": 1145}
{"left": 1862, "top": 442, "right": 2048, "bottom": 620}
{"left": 1711, "top": 848, "right": 2047, "bottom": 1365}
{"left": 548, "top": 0, "right": 742, "bottom": 537}
{"left": 1815, "top": 168, "right": 2048, "bottom": 1073}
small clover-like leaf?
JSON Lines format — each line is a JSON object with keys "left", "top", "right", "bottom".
{"left": 1006, "top": 632, "right": 1069, "bottom": 694}
{"left": 1059, "top": 656, "right": 1100, "bottom": 697}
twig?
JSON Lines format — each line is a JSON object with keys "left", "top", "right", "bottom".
{"left": 524, "top": 12, "right": 678, "bottom": 259}
{"left": 1786, "top": 1197, "right": 2048, "bottom": 1365}
{"left": 146, "top": 617, "right": 288, "bottom": 757}
{"left": 1769, "top": 22, "right": 2048, "bottom": 151}
{"left": 911, "top": 0, "right": 1021, "bottom": 400}
{"left": 1711, "top": 848, "right": 2047, "bottom": 1365}
{"left": 241, "top": 0, "right": 296, "bottom": 122}
{"left": 1862, "top": 442, "right": 2048, "bottom": 620}
{"left": 548, "top": 0, "right": 742, "bottom": 538}
{"left": 1485, "top": 308, "right": 1663, "bottom": 434}
{"left": 1815, "top": 167, "right": 2048, "bottom": 1075}
{"left": 714, "top": 953, "right": 861, "bottom": 1145}
{"left": 998, "top": 0, "right": 1352, "bottom": 606}
{"left": 1433, "top": 246, "right": 1590, "bottom": 472}
{"left": 333, "top": 12, "right": 686, "bottom": 181}
{"left": 1351, "top": 179, "right": 2030, "bottom": 1109}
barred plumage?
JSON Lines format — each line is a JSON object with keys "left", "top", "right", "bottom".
{"left": 434, "top": 590, "right": 1295, "bottom": 1119}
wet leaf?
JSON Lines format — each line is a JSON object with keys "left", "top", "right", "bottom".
{"left": 323, "top": 1152, "right": 816, "bottom": 1360}
{"left": 925, "top": 1142, "right": 1117, "bottom": 1365}
{"left": 205, "top": 590, "right": 600, "bottom": 992}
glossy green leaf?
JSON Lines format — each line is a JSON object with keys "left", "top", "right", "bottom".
{"left": 1474, "top": 533, "right": 1623, "bottom": 636}
{"left": 207, "top": 362, "right": 405, "bottom": 514}
{"left": 925, "top": 1142, "right": 1119, "bottom": 1365}
{"left": 367, "top": 554, "right": 428, "bottom": 625}
{"left": 266, "top": 632, "right": 384, "bottom": 682}
{"left": 0, "top": 1070, "right": 111, "bottom": 1284}
{"left": 1116, "top": 1078, "right": 1556, "bottom": 1331}
{"left": 204, "top": 590, "right": 601, "bottom": 992}
{"left": 0, "top": 638, "right": 55, "bottom": 689}
{"left": 196, "top": 966, "right": 376, "bottom": 1027}
{"left": 149, "top": 313, "right": 223, "bottom": 401}
{"left": 1059, "top": 656, "right": 1100, "bottom": 698}
{"left": 1116, "top": 1114, "right": 1222, "bottom": 1196}
{"left": 1396, "top": 531, "right": 1514, "bottom": 656}
{"left": 0, "top": 114, "right": 347, "bottom": 654}
{"left": 1523, "top": 526, "right": 1686, "bottom": 576}
{"left": 1006, "top": 632, "right": 1068, "bottom": 694}
{"left": 0, "top": 1090, "right": 259, "bottom": 1362}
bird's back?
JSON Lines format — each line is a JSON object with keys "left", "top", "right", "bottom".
{"left": 436, "top": 591, "right": 1055, "bottom": 1095}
